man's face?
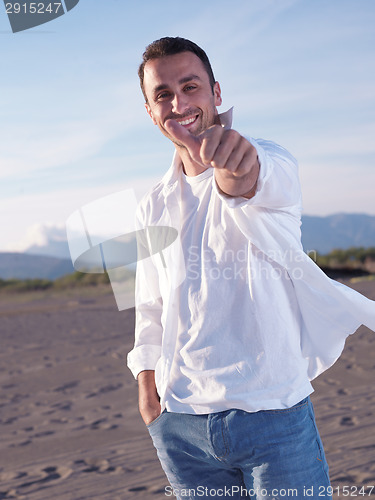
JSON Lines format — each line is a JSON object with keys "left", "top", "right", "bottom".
{"left": 143, "top": 51, "right": 222, "bottom": 147}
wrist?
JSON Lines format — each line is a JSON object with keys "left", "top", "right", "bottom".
{"left": 137, "top": 370, "right": 160, "bottom": 405}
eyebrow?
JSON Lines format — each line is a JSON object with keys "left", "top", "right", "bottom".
{"left": 153, "top": 74, "right": 202, "bottom": 95}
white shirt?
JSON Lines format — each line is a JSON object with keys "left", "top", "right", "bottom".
{"left": 127, "top": 112, "right": 375, "bottom": 413}
{"left": 160, "top": 166, "right": 313, "bottom": 413}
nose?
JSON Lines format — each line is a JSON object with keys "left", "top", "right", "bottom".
{"left": 171, "top": 91, "right": 189, "bottom": 115}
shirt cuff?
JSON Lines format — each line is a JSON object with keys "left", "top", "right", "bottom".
{"left": 127, "top": 344, "right": 162, "bottom": 379}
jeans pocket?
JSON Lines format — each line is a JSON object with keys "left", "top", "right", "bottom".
{"left": 146, "top": 408, "right": 167, "bottom": 430}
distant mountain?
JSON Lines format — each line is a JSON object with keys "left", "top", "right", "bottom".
{"left": 301, "top": 213, "right": 375, "bottom": 254}
{"left": 26, "top": 240, "right": 71, "bottom": 260}
{"left": 0, "top": 253, "right": 74, "bottom": 280}
{"left": 1, "top": 214, "right": 374, "bottom": 280}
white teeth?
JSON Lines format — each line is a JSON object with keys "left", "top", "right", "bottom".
{"left": 179, "top": 116, "right": 196, "bottom": 126}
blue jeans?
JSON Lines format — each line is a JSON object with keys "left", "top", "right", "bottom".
{"left": 147, "top": 397, "right": 331, "bottom": 499}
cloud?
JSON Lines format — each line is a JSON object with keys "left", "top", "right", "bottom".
{"left": 9, "top": 222, "right": 69, "bottom": 256}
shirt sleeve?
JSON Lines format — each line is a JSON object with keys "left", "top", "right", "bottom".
{"left": 213, "top": 137, "right": 302, "bottom": 218}
{"left": 126, "top": 202, "right": 163, "bottom": 380}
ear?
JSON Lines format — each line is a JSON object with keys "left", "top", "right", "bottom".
{"left": 213, "top": 82, "right": 222, "bottom": 107}
{"left": 145, "top": 103, "right": 157, "bottom": 125}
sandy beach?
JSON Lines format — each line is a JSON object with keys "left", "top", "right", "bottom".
{"left": 0, "top": 279, "right": 374, "bottom": 499}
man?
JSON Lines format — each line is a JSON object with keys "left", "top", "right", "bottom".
{"left": 127, "top": 37, "right": 375, "bottom": 499}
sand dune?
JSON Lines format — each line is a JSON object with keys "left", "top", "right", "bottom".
{"left": 0, "top": 280, "right": 374, "bottom": 499}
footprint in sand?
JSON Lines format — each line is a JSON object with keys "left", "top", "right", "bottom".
{"left": 49, "top": 417, "right": 69, "bottom": 424}
{"left": 2, "top": 417, "right": 18, "bottom": 425}
{"left": 123, "top": 466, "right": 143, "bottom": 473}
{"left": 32, "top": 430, "right": 55, "bottom": 438}
{"left": 127, "top": 484, "right": 168, "bottom": 495}
{"left": 85, "top": 418, "right": 119, "bottom": 431}
{"left": 77, "top": 458, "right": 120, "bottom": 474}
{"left": 53, "top": 381, "right": 80, "bottom": 393}
{"left": 51, "top": 400, "right": 73, "bottom": 411}
{"left": 0, "top": 471, "right": 27, "bottom": 482}
{"left": 128, "top": 486, "right": 148, "bottom": 492}
{"left": 340, "top": 416, "right": 358, "bottom": 426}
{"left": 2, "top": 383, "right": 16, "bottom": 390}
{"left": 90, "top": 418, "right": 108, "bottom": 430}
{"left": 337, "top": 388, "right": 349, "bottom": 396}
{"left": 323, "top": 378, "right": 339, "bottom": 386}
{"left": 345, "top": 362, "right": 363, "bottom": 371}
{"left": 85, "top": 383, "right": 123, "bottom": 399}
{"left": 333, "top": 473, "right": 362, "bottom": 485}
{"left": 8, "top": 439, "right": 32, "bottom": 448}
{"left": 15, "top": 465, "right": 73, "bottom": 490}
{"left": 0, "top": 489, "right": 23, "bottom": 499}
{"left": 352, "top": 443, "right": 375, "bottom": 451}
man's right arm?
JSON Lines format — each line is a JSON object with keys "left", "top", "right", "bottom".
{"left": 127, "top": 202, "right": 164, "bottom": 425}
{"left": 138, "top": 369, "right": 161, "bottom": 425}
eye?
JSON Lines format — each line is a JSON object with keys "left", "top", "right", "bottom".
{"left": 156, "top": 91, "right": 171, "bottom": 101}
{"left": 184, "top": 84, "right": 197, "bottom": 92}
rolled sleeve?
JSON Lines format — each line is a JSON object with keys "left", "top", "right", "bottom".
{"left": 127, "top": 344, "right": 162, "bottom": 379}
{"left": 126, "top": 201, "right": 164, "bottom": 380}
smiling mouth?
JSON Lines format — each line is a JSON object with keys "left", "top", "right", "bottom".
{"left": 177, "top": 115, "right": 198, "bottom": 127}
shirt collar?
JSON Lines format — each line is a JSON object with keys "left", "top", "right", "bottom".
{"left": 218, "top": 106, "right": 233, "bottom": 130}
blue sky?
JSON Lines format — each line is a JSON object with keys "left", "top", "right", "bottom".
{"left": 1, "top": 0, "right": 374, "bottom": 253}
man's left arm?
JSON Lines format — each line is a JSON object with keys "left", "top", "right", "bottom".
{"left": 165, "top": 119, "right": 301, "bottom": 214}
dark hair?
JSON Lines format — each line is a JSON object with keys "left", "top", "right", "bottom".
{"left": 138, "top": 37, "right": 216, "bottom": 102}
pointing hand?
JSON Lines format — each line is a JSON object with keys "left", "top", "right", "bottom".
{"left": 165, "top": 119, "right": 259, "bottom": 198}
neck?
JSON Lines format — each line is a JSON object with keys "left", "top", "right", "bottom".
{"left": 177, "top": 146, "right": 208, "bottom": 177}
